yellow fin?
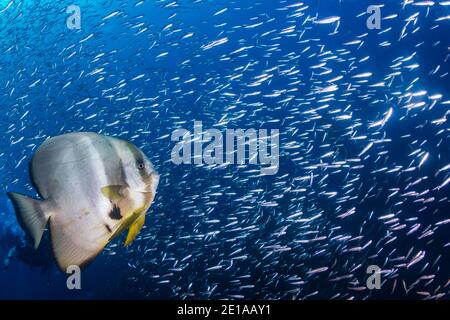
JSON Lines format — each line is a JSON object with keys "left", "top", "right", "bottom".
{"left": 101, "top": 185, "right": 125, "bottom": 201}
{"left": 108, "top": 208, "right": 141, "bottom": 241}
{"left": 124, "top": 213, "right": 145, "bottom": 246}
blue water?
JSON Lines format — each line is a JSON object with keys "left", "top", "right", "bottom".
{"left": 0, "top": 0, "right": 449, "bottom": 299}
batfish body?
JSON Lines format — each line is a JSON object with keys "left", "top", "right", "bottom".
{"left": 8, "top": 132, "right": 159, "bottom": 271}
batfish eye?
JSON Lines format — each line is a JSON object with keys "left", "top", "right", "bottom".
{"left": 136, "top": 162, "right": 145, "bottom": 170}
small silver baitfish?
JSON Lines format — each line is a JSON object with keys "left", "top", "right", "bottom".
{"left": 8, "top": 132, "right": 159, "bottom": 271}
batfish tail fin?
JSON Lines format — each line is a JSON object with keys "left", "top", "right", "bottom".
{"left": 7, "top": 192, "right": 50, "bottom": 249}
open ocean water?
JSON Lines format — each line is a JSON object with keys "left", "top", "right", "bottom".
{"left": 0, "top": 0, "right": 449, "bottom": 300}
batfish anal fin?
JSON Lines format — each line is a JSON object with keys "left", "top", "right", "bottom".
{"left": 49, "top": 217, "right": 108, "bottom": 272}
{"left": 101, "top": 185, "right": 126, "bottom": 202}
{"left": 124, "top": 213, "right": 145, "bottom": 247}
{"left": 7, "top": 192, "right": 51, "bottom": 249}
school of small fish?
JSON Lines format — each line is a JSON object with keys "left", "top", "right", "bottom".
{"left": 0, "top": 0, "right": 449, "bottom": 299}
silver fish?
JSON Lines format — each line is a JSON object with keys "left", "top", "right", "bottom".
{"left": 8, "top": 132, "right": 159, "bottom": 271}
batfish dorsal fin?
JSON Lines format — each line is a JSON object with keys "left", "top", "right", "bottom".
{"left": 124, "top": 213, "right": 145, "bottom": 247}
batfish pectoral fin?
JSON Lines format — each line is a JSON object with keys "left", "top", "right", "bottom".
{"left": 101, "top": 185, "right": 127, "bottom": 202}
{"left": 108, "top": 208, "right": 138, "bottom": 241}
{"left": 124, "top": 213, "right": 145, "bottom": 247}
{"left": 7, "top": 192, "right": 51, "bottom": 249}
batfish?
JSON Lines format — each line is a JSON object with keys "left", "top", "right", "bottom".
{"left": 8, "top": 132, "right": 159, "bottom": 271}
